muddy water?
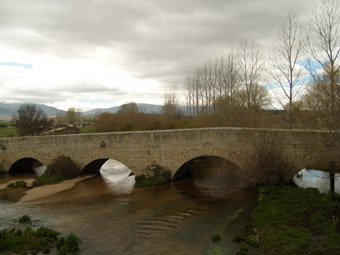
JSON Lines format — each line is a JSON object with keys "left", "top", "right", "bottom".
{"left": 0, "top": 159, "right": 257, "bottom": 255}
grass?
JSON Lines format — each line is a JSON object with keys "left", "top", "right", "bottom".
{"left": 80, "top": 126, "right": 97, "bottom": 134}
{"left": 0, "top": 126, "right": 16, "bottom": 137}
{"left": 235, "top": 185, "right": 340, "bottom": 255}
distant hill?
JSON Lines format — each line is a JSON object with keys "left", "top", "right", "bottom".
{"left": 84, "top": 103, "right": 164, "bottom": 115}
{"left": 0, "top": 102, "right": 186, "bottom": 121}
{"left": 0, "top": 103, "right": 66, "bottom": 119}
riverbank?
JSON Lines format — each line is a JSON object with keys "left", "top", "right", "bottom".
{"left": 235, "top": 185, "right": 340, "bottom": 255}
{"left": 0, "top": 174, "right": 95, "bottom": 203}
{"left": 19, "top": 175, "right": 95, "bottom": 203}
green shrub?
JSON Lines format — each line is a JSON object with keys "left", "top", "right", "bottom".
{"left": 210, "top": 247, "right": 222, "bottom": 255}
{"left": 18, "top": 215, "right": 32, "bottom": 224}
{"left": 212, "top": 232, "right": 222, "bottom": 243}
{"left": 0, "top": 227, "right": 60, "bottom": 254}
{"left": 57, "top": 233, "right": 81, "bottom": 255}
{"left": 0, "top": 222, "right": 81, "bottom": 255}
{"left": 233, "top": 234, "right": 246, "bottom": 243}
{"left": 246, "top": 235, "right": 259, "bottom": 248}
{"left": 7, "top": 181, "right": 27, "bottom": 188}
{"left": 238, "top": 243, "right": 250, "bottom": 255}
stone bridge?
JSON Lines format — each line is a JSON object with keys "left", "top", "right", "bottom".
{"left": 0, "top": 128, "right": 339, "bottom": 179}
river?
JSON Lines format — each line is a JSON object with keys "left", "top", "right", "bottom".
{"left": 0, "top": 158, "right": 257, "bottom": 255}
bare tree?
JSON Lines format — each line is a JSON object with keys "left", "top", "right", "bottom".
{"left": 308, "top": 0, "right": 340, "bottom": 125}
{"left": 306, "top": 0, "right": 340, "bottom": 150}
{"left": 162, "top": 88, "right": 183, "bottom": 122}
{"left": 238, "top": 39, "right": 268, "bottom": 110}
{"left": 13, "top": 104, "right": 53, "bottom": 136}
{"left": 268, "top": 13, "right": 307, "bottom": 128}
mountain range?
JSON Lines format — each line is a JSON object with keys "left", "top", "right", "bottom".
{"left": 83, "top": 103, "right": 163, "bottom": 115}
{"left": 0, "top": 103, "right": 166, "bottom": 121}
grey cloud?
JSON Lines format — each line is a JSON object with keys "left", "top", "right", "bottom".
{"left": 0, "top": 0, "right": 313, "bottom": 100}
{"left": 4, "top": 83, "right": 126, "bottom": 104}
{"left": 54, "top": 83, "right": 124, "bottom": 94}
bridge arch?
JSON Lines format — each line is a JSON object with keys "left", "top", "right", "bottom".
{"left": 81, "top": 158, "right": 133, "bottom": 175}
{"left": 171, "top": 147, "right": 241, "bottom": 178}
{"left": 173, "top": 154, "right": 241, "bottom": 180}
{"left": 9, "top": 157, "right": 46, "bottom": 173}
{"left": 80, "top": 155, "right": 135, "bottom": 176}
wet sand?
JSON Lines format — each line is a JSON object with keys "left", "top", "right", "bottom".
{"left": 19, "top": 175, "right": 95, "bottom": 203}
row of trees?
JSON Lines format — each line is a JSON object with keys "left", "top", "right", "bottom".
{"left": 185, "top": 41, "right": 270, "bottom": 127}
{"left": 184, "top": 0, "right": 340, "bottom": 130}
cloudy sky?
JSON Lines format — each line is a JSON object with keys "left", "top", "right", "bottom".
{"left": 0, "top": 0, "right": 315, "bottom": 111}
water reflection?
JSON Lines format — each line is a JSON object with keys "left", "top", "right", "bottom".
{"left": 99, "top": 159, "right": 135, "bottom": 195}
{"left": 293, "top": 169, "right": 340, "bottom": 194}
{"left": 174, "top": 157, "right": 249, "bottom": 201}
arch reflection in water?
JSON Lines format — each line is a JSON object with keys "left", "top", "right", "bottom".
{"left": 99, "top": 159, "right": 135, "bottom": 195}
{"left": 293, "top": 169, "right": 340, "bottom": 194}
{"left": 174, "top": 156, "right": 249, "bottom": 200}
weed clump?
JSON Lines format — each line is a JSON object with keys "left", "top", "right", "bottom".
{"left": 7, "top": 181, "right": 27, "bottom": 188}
{"left": 211, "top": 232, "right": 222, "bottom": 243}
{"left": 18, "top": 215, "right": 32, "bottom": 224}
{"left": 57, "top": 233, "right": 81, "bottom": 255}
{"left": 135, "top": 165, "right": 171, "bottom": 187}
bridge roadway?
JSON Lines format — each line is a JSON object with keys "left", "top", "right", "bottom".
{"left": 0, "top": 128, "right": 338, "bottom": 179}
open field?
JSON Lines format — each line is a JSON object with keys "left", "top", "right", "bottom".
{"left": 0, "top": 127, "right": 16, "bottom": 137}
{"left": 80, "top": 126, "right": 96, "bottom": 134}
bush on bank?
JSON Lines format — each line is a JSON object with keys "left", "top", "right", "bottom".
{"left": 0, "top": 223, "right": 81, "bottom": 255}
{"left": 46, "top": 155, "right": 79, "bottom": 179}
{"left": 135, "top": 165, "right": 171, "bottom": 187}
{"left": 235, "top": 185, "right": 340, "bottom": 255}
{"left": 34, "top": 156, "right": 79, "bottom": 185}
{"left": 241, "top": 134, "right": 292, "bottom": 187}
